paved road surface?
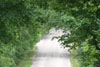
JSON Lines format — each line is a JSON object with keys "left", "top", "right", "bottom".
{"left": 31, "top": 28, "right": 71, "bottom": 67}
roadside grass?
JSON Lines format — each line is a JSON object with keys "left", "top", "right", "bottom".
{"left": 17, "top": 46, "right": 38, "bottom": 67}
{"left": 71, "top": 49, "right": 80, "bottom": 67}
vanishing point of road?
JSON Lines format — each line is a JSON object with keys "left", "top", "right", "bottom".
{"left": 31, "top": 28, "right": 71, "bottom": 67}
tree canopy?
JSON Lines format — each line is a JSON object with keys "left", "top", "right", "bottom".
{"left": 0, "top": 0, "right": 100, "bottom": 67}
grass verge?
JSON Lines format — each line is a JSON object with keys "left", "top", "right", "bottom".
{"left": 71, "top": 49, "right": 80, "bottom": 67}
{"left": 17, "top": 46, "right": 37, "bottom": 67}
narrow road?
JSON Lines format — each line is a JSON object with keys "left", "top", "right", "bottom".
{"left": 31, "top": 28, "right": 71, "bottom": 67}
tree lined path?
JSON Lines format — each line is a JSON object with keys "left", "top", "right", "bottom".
{"left": 31, "top": 28, "right": 71, "bottom": 67}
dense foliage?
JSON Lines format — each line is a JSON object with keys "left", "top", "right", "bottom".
{"left": 0, "top": 0, "right": 61, "bottom": 67}
{"left": 0, "top": 1, "right": 44, "bottom": 67}
{"left": 0, "top": 0, "right": 100, "bottom": 67}
{"left": 54, "top": 0, "right": 100, "bottom": 67}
